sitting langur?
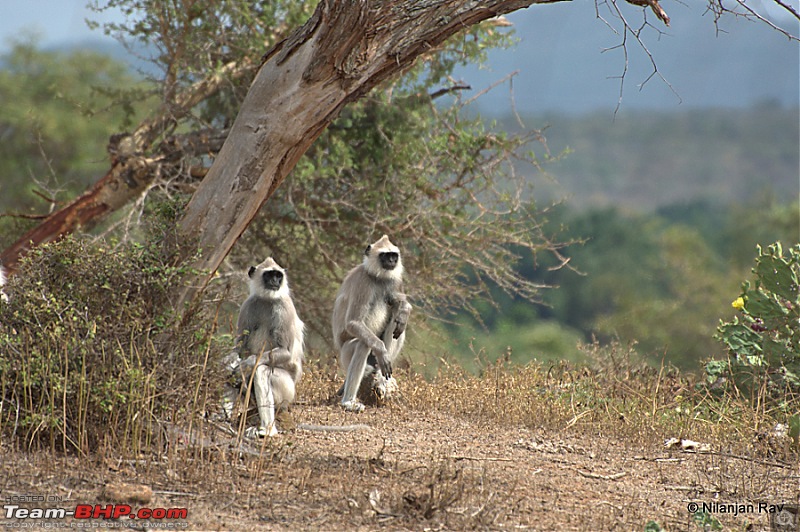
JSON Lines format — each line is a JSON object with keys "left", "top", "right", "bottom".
{"left": 228, "top": 258, "right": 304, "bottom": 437}
{"left": 332, "top": 235, "right": 412, "bottom": 412}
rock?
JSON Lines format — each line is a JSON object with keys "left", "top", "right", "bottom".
{"left": 100, "top": 482, "right": 153, "bottom": 504}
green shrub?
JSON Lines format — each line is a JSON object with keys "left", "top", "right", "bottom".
{"left": 0, "top": 226, "right": 225, "bottom": 453}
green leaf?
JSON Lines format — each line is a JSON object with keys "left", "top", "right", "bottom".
{"left": 762, "top": 336, "right": 790, "bottom": 366}
{"left": 693, "top": 511, "right": 723, "bottom": 530}
{"left": 718, "top": 319, "right": 762, "bottom": 358}
{"left": 704, "top": 359, "right": 729, "bottom": 384}
{"left": 754, "top": 253, "right": 799, "bottom": 303}
{"left": 746, "top": 289, "right": 788, "bottom": 324}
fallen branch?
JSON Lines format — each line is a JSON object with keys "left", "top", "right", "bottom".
{"left": 450, "top": 455, "right": 515, "bottom": 462}
{"left": 577, "top": 470, "right": 627, "bottom": 481}
{"left": 295, "top": 423, "right": 371, "bottom": 432}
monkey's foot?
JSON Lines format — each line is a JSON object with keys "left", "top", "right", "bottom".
{"left": 221, "top": 352, "right": 241, "bottom": 373}
{"left": 373, "top": 375, "right": 398, "bottom": 403}
{"left": 245, "top": 424, "right": 279, "bottom": 438}
{"left": 341, "top": 399, "right": 366, "bottom": 413}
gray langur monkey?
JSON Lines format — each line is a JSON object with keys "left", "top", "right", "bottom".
{"left": 225, "top": 258, "right": 304, "bottom": 437}
{"left": 332, "top": 235, "right": 412, "bottom": 413}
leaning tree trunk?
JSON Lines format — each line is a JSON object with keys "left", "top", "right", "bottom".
{"left": 175, "top": 0, "right": 564, "bottom": 308}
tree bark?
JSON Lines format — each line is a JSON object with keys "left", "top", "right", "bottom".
{"left": 176, "top": 0, "right": 564, "bottom": 307}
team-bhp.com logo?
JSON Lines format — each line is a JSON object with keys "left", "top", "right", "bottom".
{"left": 4, "top": 503, "right": 188, "bottom": 521}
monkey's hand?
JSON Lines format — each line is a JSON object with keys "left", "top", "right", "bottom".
{"left": 221, "top": 352, "right": 244, "bottom": 388}
{"left": 371, "top": 341, "right": 392, "bottom": 378}
{"left": 392, "top": 300, "right": 412, "bottom": 339}
{"left": 375, "top": 354, "right": 392, "bottom": 379}
{"left": 239, "top": 355, "right": 258, "bottom": 376}
{"left": 376, "top": 357, "right": 393, "bottom": 379}
{"left": 392, "top": 317, "right": 407, "bottom": 339}
{"left": 260, "top": 347, "right": 293, "bottom": 369}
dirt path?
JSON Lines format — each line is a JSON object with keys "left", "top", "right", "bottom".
{"left": 3, "top": 400, "right": 797, "bottom": 531}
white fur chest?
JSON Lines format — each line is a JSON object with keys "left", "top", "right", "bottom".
{"left": 364, "top": 299, "right": 390, "bottom": 335}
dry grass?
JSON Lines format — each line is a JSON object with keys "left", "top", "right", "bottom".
{"left": 2, "top": 239, "right": 798, "bottom": 529}
{"left": 6, "top": 227, "right": 800, "bottom": 530}
{"left": 3, "top": 343, "right": 798, "bottom": 531}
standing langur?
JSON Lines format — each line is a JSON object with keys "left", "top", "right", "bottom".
{"left": 228, "top": 258, "right": 304, "bottom": 437}
{"left": 332, "top": 235, "right": 412, "bottom": 412}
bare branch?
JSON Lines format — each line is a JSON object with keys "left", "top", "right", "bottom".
{"left": 706, "top": 0, "right": 799, "bottom": 41}
{"left": 597, "top": 0, "right": 681, "bottom": 115}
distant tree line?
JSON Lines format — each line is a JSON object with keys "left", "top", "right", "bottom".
{"left": 445, "top": 197, "right": 799, "bottom": 370}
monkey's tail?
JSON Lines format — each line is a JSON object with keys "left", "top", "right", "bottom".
{"left": 295, "top": 423, "right": 371, "bottom": 432}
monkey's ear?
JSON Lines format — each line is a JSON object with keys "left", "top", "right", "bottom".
{"left": 364, "top": 245, "right": 371, "bottom": 256}
{"left": 248, "top": 266, "right": 256, "bottom": 278}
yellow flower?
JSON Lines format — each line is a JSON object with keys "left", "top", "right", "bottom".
{"left": 732, "top": 297, "right": 745, "bottom": 310}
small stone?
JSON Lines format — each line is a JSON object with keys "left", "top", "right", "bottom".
{"left": 100, "top": 482, "right": 153, "bottom": 504}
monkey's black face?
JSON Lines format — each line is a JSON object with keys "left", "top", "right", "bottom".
{"left": 379, "top": 252, "right": 399, "bottom": 270}
{"left": 262, "top": 270, "right": 284, "bottom": 291}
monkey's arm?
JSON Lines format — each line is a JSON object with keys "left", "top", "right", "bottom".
{"left": 233, "top": 330, "right": 251, "bottom": 358}
{"left": 345, "top": 320, "right": 387, "bottom": 357}
{"left": 340, "top": 275, "right": 387, "bottom": 353}
{"left": 234, "top": 299, "right": 257, "bottom": 357}
{"left": 237, "top": 348, "right": 296, "bottom": 384}
{"left": 258, "top": 347, "right": 296, "bottom": 370}
{"left": 229, "top": 300, "right": 260, "bottom": 380}
{"left": 224, "top": 303, "right": 253, "bottom": 379}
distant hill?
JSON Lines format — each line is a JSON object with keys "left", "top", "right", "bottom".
{"left": 502, "top": 104, "right": 800, "bottom": 210}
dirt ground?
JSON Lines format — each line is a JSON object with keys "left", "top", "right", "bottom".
{"left": 3, "top": 395, "right": 799, "bottom": 532}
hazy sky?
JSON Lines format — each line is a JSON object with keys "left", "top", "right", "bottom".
{"left": 2, "top": 2, "right": 118, "bottom": 47}
{"left": 2, "top": 1, "right": 798, "bottom": 114}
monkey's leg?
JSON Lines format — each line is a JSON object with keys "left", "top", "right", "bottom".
{"left": 268, "top": 368, "right": 297, "bottom": 432}
{"left": 337, "top": 354, "right": 377, "bottom": 397}
{"left": 268, "top": 368, "right": 296, "bottom": 410}
{"left": 251, "top": 365, "right": 278, "bottom": 437}
{"left": 340, "top": 340, "right": 370, "bottom": 413}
